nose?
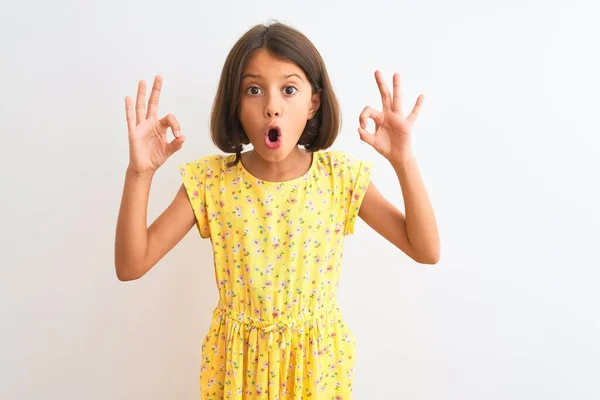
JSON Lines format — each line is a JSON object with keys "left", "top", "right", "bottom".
{"left": 265, "top": 109, "right": 280, "bottom": 118}
{"left": 264, "top": 93, "right": 281, "bottom": 118}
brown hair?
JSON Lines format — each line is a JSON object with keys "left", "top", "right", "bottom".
{"left": 210, "top": 21, "right": 341, "bottom": 164}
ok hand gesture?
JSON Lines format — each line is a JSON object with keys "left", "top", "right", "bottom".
{"left": 125, "top": 76, "right": 185, "bottom": 174}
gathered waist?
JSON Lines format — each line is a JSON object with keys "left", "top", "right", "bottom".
{"left": 214, "top": 300, "right": 338, "bottom": 350}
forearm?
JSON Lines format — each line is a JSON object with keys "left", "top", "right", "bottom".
{"left": 114, "top": 167, "right": 154, "bottom": 279}
{"left": 391, "top": 157, "right": 440, "bottom": 262}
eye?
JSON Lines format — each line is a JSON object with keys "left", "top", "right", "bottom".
{"left": 246, "top": 86, "right": 262, "bottom": 95}
{"left": 283, "top": 86, "right": 297, "bottom": 95}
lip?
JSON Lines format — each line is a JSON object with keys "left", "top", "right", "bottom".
{"left": 264, "top": 123, "right": 282, "bottom": 149}
{"left": 264, "top": 123, "right": 282, "bottom": 137}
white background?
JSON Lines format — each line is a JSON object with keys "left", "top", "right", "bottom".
{"left": 2, "top": 0, "right": 599, "bottom": 398}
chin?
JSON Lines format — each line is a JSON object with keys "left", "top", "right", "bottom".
{"left": 253, "top": 145, "right": 298, "bottom": 162}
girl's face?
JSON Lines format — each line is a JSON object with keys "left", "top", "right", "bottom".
{"left": 238, "top": 49, "right": 320, "bottom": 162}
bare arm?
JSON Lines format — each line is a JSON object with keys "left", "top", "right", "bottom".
{"left": 114, "top": 75, "right": 191, "bottom": 281}
{"left": 359, "top": 158, "right": 439, "bottom": 264}
{"left": 114, "top": 169, "right": 195, "bottom": 281}
{"left": 391, "top": 158, "right": 439, "bottom": 263}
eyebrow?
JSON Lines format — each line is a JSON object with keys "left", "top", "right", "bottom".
{"left": 241, "top": 73, "right": 304, "bottom": 82}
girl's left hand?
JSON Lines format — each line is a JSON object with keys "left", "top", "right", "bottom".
{"left": 358, "top": 70, "right": 424, "bottom": 163}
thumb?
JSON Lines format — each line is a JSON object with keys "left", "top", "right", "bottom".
{"left": 358, "top": 127, "right": 376, "bottom": 147}
{"left": 166, "top": 136, "right": 186, "bottom": 157}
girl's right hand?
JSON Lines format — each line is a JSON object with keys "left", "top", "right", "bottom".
{"left": 125, "top": 75, "right": 186, "bottom": 174}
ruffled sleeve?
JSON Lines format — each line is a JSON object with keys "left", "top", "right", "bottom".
{"left": 178, "top": 157, "right": 212, "bottom": 239}
{"left": 340, "top": 153, "right": 372, "bottom": 235}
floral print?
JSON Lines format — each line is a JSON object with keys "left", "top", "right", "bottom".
{"left": 179, "top": 151, "right": 372, "bottom": 399}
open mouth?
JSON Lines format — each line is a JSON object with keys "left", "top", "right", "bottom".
{"left": 268, "top": 128, "right": 279, "bottom": 143}
{"left": 264, "top": 126, "right": 282, "bottom": 149}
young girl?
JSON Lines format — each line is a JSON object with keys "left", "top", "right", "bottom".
{"left": 115, "top": 22, "right": 439, "bottom": 400}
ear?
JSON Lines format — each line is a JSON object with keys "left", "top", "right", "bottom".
{"left": 307, "top": 92, "right": 321, "bottom": 120}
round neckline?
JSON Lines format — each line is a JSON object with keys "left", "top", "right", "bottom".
{"left": 238, "top": 151, "right": 317, "bottom": 185}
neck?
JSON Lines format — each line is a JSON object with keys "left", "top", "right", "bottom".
{"left": 242, "top": 147, "right": 313, "bottom": 182}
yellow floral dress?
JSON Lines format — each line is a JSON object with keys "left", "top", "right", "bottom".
{"left": 179, "top": 150, "right": 372, "bottom": 400}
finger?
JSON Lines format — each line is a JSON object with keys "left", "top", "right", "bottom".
{"left": 406, "top": 94, "right": 425, "bottom": 123}
{"left": 158, "top": 113, "right": 181, "bottom": 137}
{"left": 125, "top": 96, "right": 135, "bottom": 133}
{"left": 358, "top": 106, "right": 381, "bottom": 130}
{"left": 135, "top": 80, "right": 147, "bottom": 125}
{"left": 358, "top": 127, "right": 376, "bottom": 147}
{"left": 146, "top": 75, "right": 162, "bottom": 119}
{"left": 375, "top": 70, "right": 393, "bottom": 110}
{"left": 166, "top": 136, "right": 186, "bottom": 157}
{"left": 392, "top": 73, "right": 403, "bottom": 113}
